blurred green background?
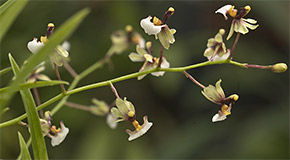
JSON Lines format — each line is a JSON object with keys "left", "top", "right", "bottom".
{"left": 0, "top": 0, "right": 289, "bottom": 159}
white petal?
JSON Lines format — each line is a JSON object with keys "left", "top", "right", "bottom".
{"left": 27, "top": 38, "right": 44, "bottom": 54}
{"left": 126, "top": 116, "right": 153, "bottom": 141}
{"left": 243, "top": 18, "right": 257, "bottom": 24}
{"left": 212, "top": 52, "right": 230, "bottom": 61}
{"left": 106, "top": 113, "right": 118, "bottom": 129}
{"left": 140, "top": 16, "right": 164, "bottom": 35}
{"left": 151, "top": 57, "right": 170, "bottom": 77}
{"left": 138, "top": 38, "right": 145, "bottom": 49}
{"left": 36, "top": 74, "right": 51, "bottom": 81}
{"left": 215, "top": 5, "right": 233, "bottom": 20}
{"left": 61, "top": 41, "right": 71, "bottom": 51}
{"left": 212, "top": 112, "right": 227, "bottom": 122}
{"left": 50, "top": 122, "right": 69, "bottom": 146}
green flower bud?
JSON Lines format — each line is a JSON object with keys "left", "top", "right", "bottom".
{"left": 271, "top": 63, "right": 288, "bottom": 73}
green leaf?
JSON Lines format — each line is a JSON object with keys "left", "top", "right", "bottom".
{"left": 0, "top": 67, "right": 11, "bottom": 76}
{"left": 0, "top": 80, "right": 69, "bottom": 93}
{"left": 17, "top": 132, "right": 32, "bottom": 160}
{"left": 0, "top": 8, "right": 90, "bottom": 109}
{"left": 0, "top": 0, "right": 28, "bottom": 42}
{"left": 9, "top": 54, "right": 48, "bottom": 159}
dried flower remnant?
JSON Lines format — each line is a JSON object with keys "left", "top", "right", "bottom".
{"left": 204, "top": 29, "right": 230, "bottom": 61}
{"left": 90, "top": 98, "right": 118, "bottom": 129}
{"left": 201, "top": 79, "right": 239, "bottom": 122}
{"left": 110, "top": 25, "right": 145, "bottom": 55}
{"left": 111, "top": 98, "right": 153, "bottom": 141}
{"left": 140, "top": 7, "right": 176, "bottom": 49}
{"left": 216, "top": 5, "right": 259, "bottom": 40}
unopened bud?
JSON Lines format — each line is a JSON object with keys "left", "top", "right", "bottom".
{"left": 125, "top": 25, "right": 133, "bottom": 32}
{"left": 146, "top": 41, "right": 152, "bottom": 50}
{"left": 168, "top": 7, "right": 175, "bottom": 15}
{"left": 128, "top": 111, "right": 135, "bottom": 118}
{"left": 47, "top": 23, "right": 55, "bottom": 28}
{"left": 219, "top": 29, "right": 226, "bottom": 36}
{"left": 271, "top": 63, "right": 288, "bottom": 73}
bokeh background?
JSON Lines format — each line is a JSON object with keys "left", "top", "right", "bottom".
{"left": 0, "top": 0, "right": 289, "bottom": 159}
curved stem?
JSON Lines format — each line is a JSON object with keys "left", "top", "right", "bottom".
{"left": 183, "top": 71, "right": 205, "bottom": 89}
{"left": 228, "top": 32, "right": 241, "bottom": 60}
{"left": 0, "top": 59, "right": 272, "bottom": 128}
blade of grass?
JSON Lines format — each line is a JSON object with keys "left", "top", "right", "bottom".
{"left": 9, "top": 54, "right": 48, "bottom": 159}
{"left": 0, "top": 0, "right": 28, "bottom": 42}
{"left": 0, "top": 67, "right": 11, "bottom": 76}
{"left": 0, "top": 8, "right": 90, "bottom": 109}
{"left": 0, "top": 80, "right": 69, "bottom": 93}
{"left": 17, "top": 132, "right": 32, "bottom": 160}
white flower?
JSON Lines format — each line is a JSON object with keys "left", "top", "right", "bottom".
{"left": 151, "top": 57, "right": 170, "bottom": 77}
{"left": 106, "top": 113, "right": 118, "bottom": 129}
{"left": 48, "top": 121, "right": 69, "bottom": 147}
{"left": 215, "top": 5, "right": 234, "bottom": 20}
{"left": 212, "top": 111, "right": 227, "bottom": 122}
{"left": 126, "top": 116, "right": 153, "bottom": 141}
{"left": 140, "top": 16, "right": 165, "bottom": 35}
{"left": 27, "top": 38, "right": 45, "bottom": 54}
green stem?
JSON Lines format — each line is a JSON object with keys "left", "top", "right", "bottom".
{"left": 50, "top": 46, "right": 114, "bottom": 115}
{"left": 0, "top": 59, "right": 263, "bottom": 128}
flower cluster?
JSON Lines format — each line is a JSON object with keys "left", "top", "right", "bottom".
{"left": 140, "top": 7, "right": 176, "bottom": 49}
{"left": 201, "top": 79, "right": 239, "bottom": 122}
{"left": 22, "top": 111, "right": 69, "bottom": 146}
{"left": 27, "top": 23, "right": 70, "bottom": 66}
{"left": 111, "top": 98, "right": 153, "bottom": 141}
{"left": 204, "top": 29, "right": 229, "bottom": 61}
{"left": 129, "top": 42, "right": 170, "bottom": 80}
{"left": 216, "top": 5, "right": 259, "bottom": 40}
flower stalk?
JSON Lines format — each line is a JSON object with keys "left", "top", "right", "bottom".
{"left": 228, "top": 32, "right": 240, "bottom": 60}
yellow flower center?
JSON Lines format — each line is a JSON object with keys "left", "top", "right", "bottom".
{"left": 40, "top": 36, "right": 48, "bottom": 43}
{"left": 153, "top": 16, "right": 162, "bottom": 26}
{"left": 221, "top": 104, "right": 231, "bottom": 115}
{"left": 50, "top": 125, "right": 61, "bottom": 134}
{"left": 228, "top": 6, "right": 237, "bottom": 18}
{"left": 132, "top": 120, "right": 142, "bottom": 131}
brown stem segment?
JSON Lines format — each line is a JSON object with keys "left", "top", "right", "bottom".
{"left": 184, "top": 71, "right": 205, "bottom": 89}
{"left": 110, "top": 82, "right": 120, "bottom": 99}
{"left": 32, "top": 88, "right": 43, "bottom": 118}
{"left": 245, "top": 64, "right": 271, "bottom": 70}
{"left": 63, "top": 60, "right": 78, "bottom": 78}
{"left": 228, "top": 33, "right": 241, "bottom": 60}
{"left": 65, "top": 101, "right": 91, "bottom": 111}
{"left": 54, "top": 63, "right": 66, "bottom": 93}
{"left": 158, "top": 46, "right": 164, "bottom": 67}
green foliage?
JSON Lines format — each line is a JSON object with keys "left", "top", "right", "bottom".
{"left": 17, "top": 132, "right": 32, "bottom": 160}
{"left": 0, "top": 67, "right": 11, "bottom": 76}
{"left": 9, "top": 53, "right": 48, "bottom": 159}
{"left": 0, "top": 80, "right": 69, "bottom": 93}
{"left": 0, "top": 8, "right": 90, "bottom": 110}
{"left": 0, "top": 0, "right": 28, "bottom": 42}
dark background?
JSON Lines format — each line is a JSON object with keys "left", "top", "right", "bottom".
{"left": 0, "top": 1, "right": 289, "bottom": 159}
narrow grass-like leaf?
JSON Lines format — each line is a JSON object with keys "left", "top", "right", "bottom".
{"left": 0, "top": 8, "right": 90, "bottom": 109}
{"left": 9, "top": 54, "right": 48, "bottom": 159}
{"left": 0, "top": 67, "right": 11, "bottom": 76}
{"left": 0, "top": 0, "right": 28, "bottom": 42}
{"left": 0, "top": 107, "right": 9, "bottom": 115}
{"left": 17, "top": 132, "right": 32, "bottom": 160}
{"left": 0, "top": 80, "right": 69, "bottom": 93}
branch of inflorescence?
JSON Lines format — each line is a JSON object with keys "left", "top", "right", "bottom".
{"left": 0, "top": 59, "right": 269, "bottom": 128}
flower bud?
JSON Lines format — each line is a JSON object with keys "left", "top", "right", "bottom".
{"left": 125, "top": 25, "right": 133, "bottom": 32}
{"left": 271, "top": 63, "right": 288, "bottom": 73}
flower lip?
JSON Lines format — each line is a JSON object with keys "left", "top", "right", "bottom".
{"left": 215, "top": 4, "right": 233, "bottom": 20}
{"left": 126, "top": 116, "right": 153, "bottom": 141}
{"left": 48, "top": 121, "right": 69, "bottom": 146}
{"left": 140, "top": 16, "right": 165, "bottom": 35}
{"left": 27, "top": 38, "right": 45, "bottom": 54}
